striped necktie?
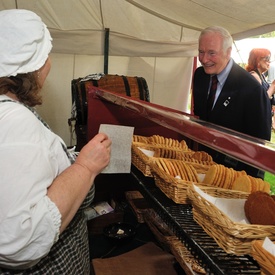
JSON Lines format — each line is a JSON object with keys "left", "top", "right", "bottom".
{"left": 207, "top": 75, "right": 218, "bottom": 117}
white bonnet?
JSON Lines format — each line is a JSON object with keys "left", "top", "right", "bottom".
{"left": 0, "top": 9, "right": 52, "bottom": 77}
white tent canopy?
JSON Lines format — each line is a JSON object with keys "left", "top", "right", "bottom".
{"left": 1, "top": 0, "right": 275, "bottom": 145}
{"left": 2, "top": 0, "right": 275, "bottom": 56}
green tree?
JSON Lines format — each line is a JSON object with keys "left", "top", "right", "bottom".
{"left": 253, "top": 31, "right": 275, "bottom": 38}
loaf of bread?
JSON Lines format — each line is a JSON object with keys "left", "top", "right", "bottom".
{"left": 244, "top": 191, "right": 275, "bottom": 225}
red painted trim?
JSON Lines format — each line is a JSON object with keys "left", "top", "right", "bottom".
{"left": 86, "top": 87, "right": 275, "bottom": 174}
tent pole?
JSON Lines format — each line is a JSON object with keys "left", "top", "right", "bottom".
{"left": 104, "top": 28, "right": 110, "bottom": 74}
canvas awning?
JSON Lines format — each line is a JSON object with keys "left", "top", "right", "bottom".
{"left": 1, "top": 0, "right": 275, "bottom": 57}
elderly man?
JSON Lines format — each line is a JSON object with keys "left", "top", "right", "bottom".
{"left": 192, "top": 26, "right": 271, "bottom": 178}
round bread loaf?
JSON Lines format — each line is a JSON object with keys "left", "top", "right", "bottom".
{"left": 244, "top": 191, "right": 275, "bottom": 225}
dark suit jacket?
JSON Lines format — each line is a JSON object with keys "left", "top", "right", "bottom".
{"left": 193, "top": 61, "right": 271, "bottom": 141}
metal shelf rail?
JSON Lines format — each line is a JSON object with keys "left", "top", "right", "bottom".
{"left": 131, "top": 166, "right": 261, "bottom": 275}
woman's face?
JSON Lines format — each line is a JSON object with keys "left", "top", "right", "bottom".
{"left": 38, "top": 57, "right": 51, "bottom": 87}
{"left": 258, "top": 56, "right": 271, "bottom": 73}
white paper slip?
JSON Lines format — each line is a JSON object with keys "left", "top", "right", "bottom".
{"left": 193, "top": 184, "right": 249, "bottom": 223}
{"left": 99, "top": 124, "right": 134, "bottom": 173}
{"left": 263, "top": 237, "right": 275, "bottom": 256}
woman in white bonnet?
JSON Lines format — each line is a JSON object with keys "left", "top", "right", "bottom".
{"left": 0, "top": 9, "right": 111, "bottom": 274}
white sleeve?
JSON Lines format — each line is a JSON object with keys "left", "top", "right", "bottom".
{"left": 0, "top": 143, "right": 62, "bottom": 269}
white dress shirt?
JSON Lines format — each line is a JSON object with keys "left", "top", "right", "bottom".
{"left": 0, "top": 95, "right": 70, "bottom": 269}
{"left": 212, "top": 58, "right": 234, "bottom": 107}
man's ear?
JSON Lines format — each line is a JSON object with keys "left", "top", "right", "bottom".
{"left": 227, "top": 46, "right": 232, "bottom": 58}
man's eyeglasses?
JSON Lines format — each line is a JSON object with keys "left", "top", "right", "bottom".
{"left": 261, "top": 56, "right": 271, "bottom": 62}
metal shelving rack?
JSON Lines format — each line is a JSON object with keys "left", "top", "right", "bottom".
{"left": 131, "top": 166, "right": 260, "bottom": 274}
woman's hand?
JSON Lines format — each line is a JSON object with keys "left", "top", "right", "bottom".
{"left": 75, "top": 133, "right": 111, "bottom": 176}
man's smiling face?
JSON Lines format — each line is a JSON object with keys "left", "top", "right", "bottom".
{"left": 198, "top": 32, "right": 231, "bottom": 75}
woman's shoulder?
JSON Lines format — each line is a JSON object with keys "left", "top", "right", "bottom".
{"left": 0, "top": 98, "right": 43, "bottom": 142}
{"left": 0, "top": 98, "right": 38, "bottom": 122}
{"left": 249, "top": 70, "right": 258, "bottom": 76}
{"left": 248, "top": 70, "right": 262, "bottom": 84}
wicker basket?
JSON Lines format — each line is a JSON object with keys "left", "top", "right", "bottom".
{"left": 143, "top": 209, "right": 206, "bottom": 275}
{"left": 251, "top": 239, "right": 275, "bottom": 275}
{"left": 169, "top": 237, "right": 206, "bottom": 275}
{"left": 150, "top": 159, "right": 201, "bottom": 204}
{"left": 187, "top": 184, "right": 275, "bottom": 255}
{"left": 131, "top": 143, "right": 155, "bottom": 177}
{"left": 131, "top": 142, "right": 193, "bottom": 177}
{"left": 143, "top": 209, "right": 174, "bottom": 252}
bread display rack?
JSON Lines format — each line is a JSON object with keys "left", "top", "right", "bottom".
{"left": 85, "top": 87, "right": 275, "bottom": 274}
{"left": 187, "top": 184, "right": 275, "bottom": 255}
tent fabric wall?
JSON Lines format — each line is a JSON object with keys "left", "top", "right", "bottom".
{"left": 3, "top": 0, "right": 275, "bottom": 56}
{"left": 36, "top": 53, "right": 193, "bottom": 146}
{"left": 1, "top": 0, "right": 275, "bottom": 145}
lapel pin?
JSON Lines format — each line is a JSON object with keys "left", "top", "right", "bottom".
{"left": 223, "top": 97, "right": 231, "bottom": 106}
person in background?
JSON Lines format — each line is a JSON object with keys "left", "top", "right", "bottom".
{"left": 245, "top": 48, "right": 275, "bottom": 131}
{"left": 0, "top": 9, "right": 111, "bottom": 274}
{"left": 192, "top": 26, "right": 271, "bottom": 179}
